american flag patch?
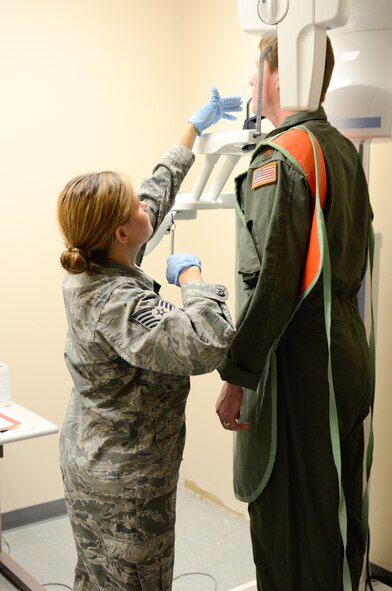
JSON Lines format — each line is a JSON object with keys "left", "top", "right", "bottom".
{"left": 252, "top": 162, "right": 277, "bottom": 189}
{"left": 133, "top": 299, "right": 174, "bottom": 330}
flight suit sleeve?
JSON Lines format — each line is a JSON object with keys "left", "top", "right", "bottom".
{"left": 96, "top": 281, "right": 235, "bottom": 376}
{"left": 136, "top": 144, "right": 195, "bottom": 265}
{"left": 219, "top": 156, "right": 313, "bottom": 390}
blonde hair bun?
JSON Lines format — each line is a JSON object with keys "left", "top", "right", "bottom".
{"left": 60, "top": 246, "right": 89, "bottom": 274}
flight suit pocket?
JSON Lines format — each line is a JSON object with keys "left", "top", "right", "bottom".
{"left": 237, "top": 219, "right": 261, "bottom": 289}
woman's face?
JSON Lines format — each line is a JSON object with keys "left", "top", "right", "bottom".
{"left": 126, "top": 193, "right": 153, "bottom": 248}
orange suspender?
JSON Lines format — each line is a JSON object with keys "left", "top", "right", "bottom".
{"left": 271, "top": 128, "right": 327, "bottom": 294}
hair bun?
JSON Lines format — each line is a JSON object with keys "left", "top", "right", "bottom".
{"left": 60, "top": 245, "right": 89, "bottom": 274}
{"left": 67, "top": 246, "right": 83, "bottom": 255}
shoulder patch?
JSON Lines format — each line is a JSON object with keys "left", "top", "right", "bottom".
{"left": 133, "top": 299, "right": 174, "bottom": 330}
{"left": 260, "top": 147, "right": 272, "bottom": 160}
{"left": 252, "top": 162, "right": 277, "bottom": 189}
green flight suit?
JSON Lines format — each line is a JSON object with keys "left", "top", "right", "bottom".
{"left": 219, "top": 108, "right": 372, "bottom": 591}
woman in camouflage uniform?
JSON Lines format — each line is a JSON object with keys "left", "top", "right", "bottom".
{"left": 57, "top": 89, "right": 240, "bottom": 590}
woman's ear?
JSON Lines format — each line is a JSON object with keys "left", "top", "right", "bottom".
{"left": 114, "top": 225, "right": 128, "bottom": 244}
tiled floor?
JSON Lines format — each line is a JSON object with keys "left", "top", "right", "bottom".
{"left": 1, "top": 488, "right": 391, "bottom": 591}
{"left": 0, "top": 487, "right": 256, "bottom": 591}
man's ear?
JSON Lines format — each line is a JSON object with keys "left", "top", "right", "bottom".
{"left": 114, "top": 225, "right": 128, "bottom": 244}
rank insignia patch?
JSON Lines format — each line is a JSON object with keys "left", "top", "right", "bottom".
{"left": 134, "top": 300, "right": 174, "bottom": 329}
{"left": 252, "top": 162, "right": 277, "bottom": 189}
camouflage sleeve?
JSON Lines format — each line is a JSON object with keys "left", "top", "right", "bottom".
{"left": 96, "top": 281, "right": 235, "bottom": 376}
{"left": 136, "top": 144, "right": 195, "bottom": 265}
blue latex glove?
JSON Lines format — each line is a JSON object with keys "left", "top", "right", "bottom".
{"left": 166, "top": 253, "right": 202, "bottom": 286}
{"left": 188, "top": 86, "right": 243, "bottom": 135}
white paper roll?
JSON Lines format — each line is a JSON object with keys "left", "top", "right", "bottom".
{"left": 0, "top": 362, "right": 11, "bottom": 407}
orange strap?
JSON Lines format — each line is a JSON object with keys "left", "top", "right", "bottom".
{"left": 272, "top": 128, "right": 327, "bottom": 294}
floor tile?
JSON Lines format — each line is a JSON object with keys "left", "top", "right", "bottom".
{"left": 1, "top": 487, "right": 255, "bottom": 591}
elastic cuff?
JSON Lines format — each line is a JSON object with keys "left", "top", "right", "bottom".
{"left": 219, "top": 358, "right": 260, "bottom": 391}
{"left": 181, "top": 283, "right": 229, "bottom": 303}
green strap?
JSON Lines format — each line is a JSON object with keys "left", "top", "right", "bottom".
{"left": 246, "top": 127, "right": 352, "bottom": 590}
{"left": 362, "top": 223, "right": 376, "bottom": 541}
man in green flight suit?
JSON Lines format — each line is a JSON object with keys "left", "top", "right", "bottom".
{"left": 216, "top": 34, "right": 373, "bottom": 591}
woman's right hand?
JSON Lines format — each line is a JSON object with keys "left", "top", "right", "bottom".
{"left": 166, "top": 253, "right": 202, "bottom": 286}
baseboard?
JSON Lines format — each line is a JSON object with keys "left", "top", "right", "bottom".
{"left": 2, "top": 498, "right": 67, "bottom": 531}
{"left": 371, "top": 563, "right": 392, "bottom": 587}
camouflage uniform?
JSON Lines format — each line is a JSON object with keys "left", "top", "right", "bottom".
{"left": 60, "top": 144, "right": 235, "bottom": 590}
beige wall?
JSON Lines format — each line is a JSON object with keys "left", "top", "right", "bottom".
{"left": 1, "top": 0, "right": 391, "bottom": 572}
{"left": 368, "top": 140, "right": 392, "bottom": 570}
{"left": 0, "top": 0, "right": 255, "bottom": 516}
{"left": 0, "top": 0, "right": 187, "bottom": 512}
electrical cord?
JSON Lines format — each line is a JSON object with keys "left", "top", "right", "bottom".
{"left": 45, "top": 573, "right": 217, "bottom": 590}
{"left": 173, "top": 571, "right": 218, "bottom": 590}
{"left": 364, "top": 529, "right": 392, "bottom": 590}
{"left": 1, "top": 535, "right": 11, "bottom": 553}
{"left": 2, "top": 532, "right": 217, "bottom": 591}
{"left": 365, "top": 530, "right": 376, "bottom": 590}
{"left": 1, "top": 535, "right": 72, "bottom": 591}
{"left": 43, "top": 585, "right": 72, "bottom": 590}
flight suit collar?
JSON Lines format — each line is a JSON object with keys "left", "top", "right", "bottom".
{"left": 249, "top": 107, "right": 328, "bottom": 165}
{"left": 266, "top": 107, "right": 328, "bottom": 140}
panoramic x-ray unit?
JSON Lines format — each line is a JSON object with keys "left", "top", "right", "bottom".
{"left": 145, "top": 0, "right": 392, "bottom": 256}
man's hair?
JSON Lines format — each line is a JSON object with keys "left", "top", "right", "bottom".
{"left": 259, "top": 34, "right": 335, "bottom": 105}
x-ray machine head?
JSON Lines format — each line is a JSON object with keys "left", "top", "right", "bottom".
{"left": 325, "top": 0, "right": 392, "bottom": 139}
{"left": 238, "top": 0, "right": 351, "bottom": 111}
{"left": 145, "top": 0, "right": 392, "bottom": 254}
{"left": 238, "top": 0, "right": 392, "bottom": 138}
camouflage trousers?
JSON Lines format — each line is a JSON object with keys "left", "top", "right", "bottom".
{"left": 63, "top": 478, "right": 177, "bottom": 591}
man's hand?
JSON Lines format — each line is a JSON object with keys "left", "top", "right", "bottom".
{"left": 215, "top": 381, "right": 251, "bottom": 431}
